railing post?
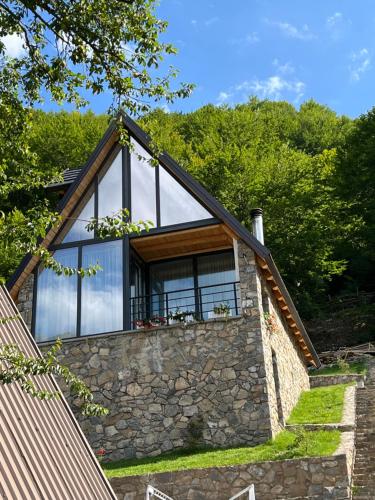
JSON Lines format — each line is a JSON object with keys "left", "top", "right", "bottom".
{"left": 233, "top": 282, "right": 239, "bottom": 316}
{"left": 198, "top": 287, "right": 203, "bottom": 320}
{"left": 165, "top": 292, "right": 169, "bottom": 324}
{"left": 194, "top": 286, "right": 201, "bottom": 320}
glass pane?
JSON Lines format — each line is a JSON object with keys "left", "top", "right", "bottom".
{"left": 150, "top": 258, "right": 194, "bottom": 319}
{"left": 197, "top": 252, "right": 237, "bottom": 319}
{"left": 130, "top": 138, "right": 157, "bottom": 225}
{"left": 159, "top": 167, "right": 211, "bottom": 226}
{"left": 35, "top": 248, "right": 78, "bottom": 341}
{"left": 81, "top": 240, "right": 123, "bottom": 335}
{"left": 98, "top": 149, "right": 123, "bottom": 218}
{"left": 62, "top": 189, "right": 94, "bottom": 243}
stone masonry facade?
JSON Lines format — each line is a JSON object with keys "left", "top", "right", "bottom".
{"left": 110, "top": 451, "right": 352, "bottom": 500}
{"left": 18, "top": 239, "right": 310, "bottom": 460}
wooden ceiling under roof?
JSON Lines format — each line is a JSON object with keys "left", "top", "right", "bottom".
{"left": 131, "top": 223, "right": 235, "bottom": 262}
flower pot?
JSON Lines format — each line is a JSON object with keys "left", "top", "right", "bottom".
{"left": 208, "top": 311, "right": 232, "bottom": 319}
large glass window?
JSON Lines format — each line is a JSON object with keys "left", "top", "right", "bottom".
{"left": 62, "top": 189, "right": 94, "bottom": 243}
{"left": 81, "top": 240, "right": 123, "bottom": 335}
{"left": 98, "top": 149, "right": 122, "bottom": 218}
{"left": 35, "top": 248, "right": 78, "bottom": 342}
{"left": 150, "top": 258, "right": 194, "bottom": 317}
{"left": 159, "top": 167, "right": 211, "bottom": 226}
{"left": 130, "top": 139, "right": 157, "bottom": 225}
{"left": 198, "top": 252, "right": 237, "bottom": 319}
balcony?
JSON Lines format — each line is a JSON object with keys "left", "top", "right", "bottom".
{"left": 130, "top": 281, "right": 241, "bottom": 330}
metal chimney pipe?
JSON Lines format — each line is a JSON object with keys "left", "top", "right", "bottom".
{"left": 250, "top": 208, "right": 264, "bottom": 244}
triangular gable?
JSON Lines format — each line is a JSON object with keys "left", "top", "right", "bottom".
{"left": 7, "top": 111, "right": 320, "bottom": 367}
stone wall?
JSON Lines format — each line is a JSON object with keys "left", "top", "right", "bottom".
{"left": 310, "top": 373, "right": 365, "bottom": 388}
{"left": 109, "top": 445, "right": 353, "bottom": 500}
{"left": 241, "top": 239, "right": 310, "bottom": 436}
{"left": 50, "top": 317, "right": 271, "bottom": 461}
{"left": 16, "top": 273, "right": 33, "bottom": 330}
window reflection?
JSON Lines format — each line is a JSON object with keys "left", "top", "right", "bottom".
{"left": 98, "top": 149, "right": 123, "bottom": 218}
{"left": 150, "top": 258, "right": 194, "bottom": 317}
{"left": 159, "top": 167, "right": 211, "bottom": 226}
{"left": 81, "top": 240, "right": 123, "bottom": 335}
{"left": 198, "top": 253, "right": 237, "bottom": 319}
{"left": 62, "top": 189, "right": 94, "bottom": 243}
{"left": 35, "top": 248, "right": 78, "bottom": 342}
{"left": 130, "top": 139, "right": 157, "bottom": 225}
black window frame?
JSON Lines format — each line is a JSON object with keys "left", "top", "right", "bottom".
{"left": 32, "top": 137, "right": 220, "bottom": 341}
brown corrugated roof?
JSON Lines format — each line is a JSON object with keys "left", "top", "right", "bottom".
{"left": 0, "top": 286, "right": 116, "bottom": 500}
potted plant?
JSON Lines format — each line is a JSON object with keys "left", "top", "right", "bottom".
{"left": 134, "top": 316, "right": 166, "bottom": 329}
{"left": 209, "top": 303, "right": 231, "bottom": 319}
{"left": 168, "top": 309, "right": 195, "bottom": 324}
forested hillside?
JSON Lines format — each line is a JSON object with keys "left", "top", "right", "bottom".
{"left": 4, "top": 100, "right": 375, "bottom": 321}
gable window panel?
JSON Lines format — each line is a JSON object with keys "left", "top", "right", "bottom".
{"left": 35, "top": 248, "right": 78, "bottom": 342}
{"left": 130, "top": 139, "right": 157, "bottom": 226}
{"left": 81, "top": 240, "right": 123, "bottom": 335}
{"left": 159, "top": 167, "right": 212, "bottom": 226}
{"left": 98, "top": 149, "right": 123, "bottom": 219}
{"left": 61, "top": 188, "right": 95, "bottom": 244}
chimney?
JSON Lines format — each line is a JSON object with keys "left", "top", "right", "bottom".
{"left": 250, "top": 208, "right": 264, "bottom": 244}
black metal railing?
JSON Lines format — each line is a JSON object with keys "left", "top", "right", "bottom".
{"left": 130, "top": 281, "right": 241, "bottom": 329}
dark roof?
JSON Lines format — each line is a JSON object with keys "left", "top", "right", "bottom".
{"left": 0, "top": 286, "right": 116, "bottom": 499}
{"left": 47, "top": 168, "right": 82, "bottom": 190}
{"left": 7, "top": 111, "right": 320, "bottom": 367}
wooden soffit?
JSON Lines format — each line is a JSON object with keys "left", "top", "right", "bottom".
{"left": 131, "top": 223, "right": 234, "bottom": 262}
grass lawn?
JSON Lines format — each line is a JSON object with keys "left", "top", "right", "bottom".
{"left": 287, "top": 384, "right": 350, "bottom": 425}
{"left": 310, "top": 360, "right": 367, "bottom": 377}
{"left": 103, "top": 430, "right": 340, "bottom": 478}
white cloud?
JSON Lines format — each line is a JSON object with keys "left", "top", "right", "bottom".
{"left": 161, "top": 104, "right": 171, "bottom": 113}
{"left": 236, "top": 75, "right": 305, "bottom": 103}
{"left": 230, "top": 32, "right": 260, "bottom": 48}
{"left": 1, "top": 33, "right": 25, "bottom": 58}
{"left": 349, "top": 48, "right": 371, "bottom": 81}
{"left": 272, "top": 59, "right": 295, "bottom": 74}
{"left": 245, "top": 32, "right": 260, "bottom": 44}
{"left": 204, "top": 17, "right": 219, "bottom": 27}
{"left": 191, "top": 19, "right": 197, "bottom": 26}
{"left": 326, "top": 12, "right": 350, "bottom": 40}
{"left": 326, "top": 12, "right": 343, "bottom": 29}
{"left": 216, "top": 91, "right": 232, "bottom": 105}
{"left": 269, "top": 20, "right": 315, "bottom": 40}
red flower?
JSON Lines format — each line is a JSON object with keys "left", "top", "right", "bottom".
{"left": 96, "top": 448, "right": 106, "bottom": 456}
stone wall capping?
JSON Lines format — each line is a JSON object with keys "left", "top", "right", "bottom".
{"left": 309, "top": 373, "right": 366, "bottom": 388}
{"left": 39, "top": 316, "right": 243, "bottom": 347}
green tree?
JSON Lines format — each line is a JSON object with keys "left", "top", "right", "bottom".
{"left": 141, "top": 99, "right": 354, "bottom": 315}
{"left": 0, "top": 0, "right": 190, "bottom": 408}
{"left": 336, "top": 107, "right": 375, "bottom": 292}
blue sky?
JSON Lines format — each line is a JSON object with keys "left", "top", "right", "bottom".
{"left": 7, "top": 0, "right": 374, "bottom": 118}
{"left": 152, "top": 0, "right": 375, "bottom": 118}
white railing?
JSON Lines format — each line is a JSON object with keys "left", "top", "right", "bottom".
{"left": 146, "top": 485, "right": 174, "bottom": 500}
{"left": 145, "top": 483, "right": 255, "bottom": 500}
{"left": 229, "top": 484, "right": 256, "bottom": 500}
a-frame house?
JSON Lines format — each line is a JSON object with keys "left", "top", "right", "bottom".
{"left": 7, "top": 112, "right": 320, "bottom": 460}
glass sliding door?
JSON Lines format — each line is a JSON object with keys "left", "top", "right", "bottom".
{"left": 81, "top": 240, "right": 123, "bottom": 335}
{"left": 197, "top": 252, "right": 237, "bottom": 319}
{"left": 35, "top": 248, "right": 78, "bottom": 342}
{"left": 150, "top": 258, "right": 194, "bottom": 318}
